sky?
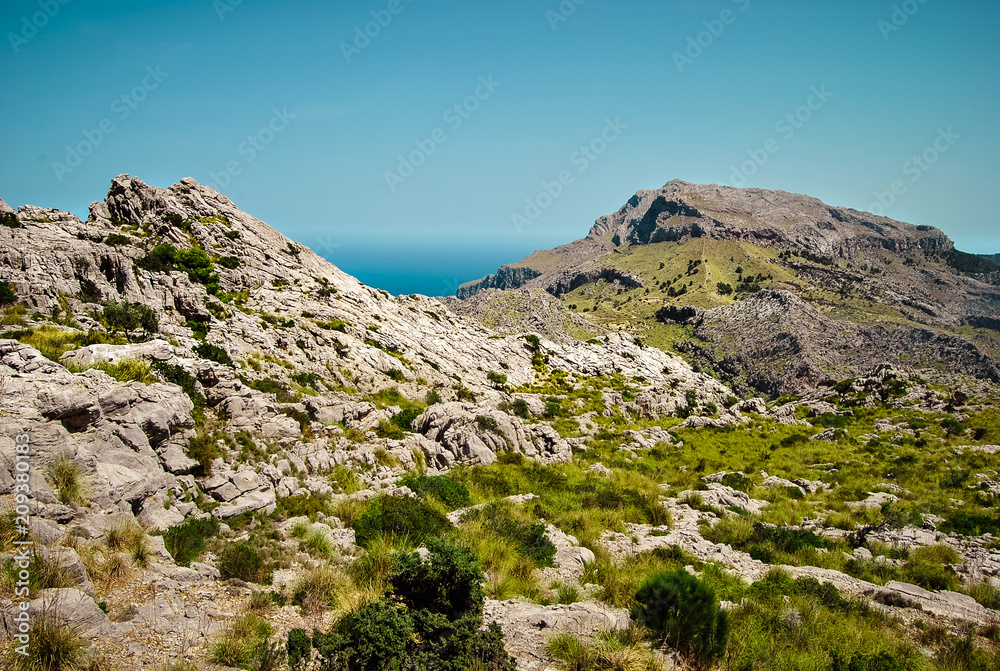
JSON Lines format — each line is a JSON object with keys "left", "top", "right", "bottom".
{"left": 1, "top": 0, "right": 998, "bottom": 296}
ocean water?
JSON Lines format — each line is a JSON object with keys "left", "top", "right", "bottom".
{"left": 317, "top": 243, "right": 533, "bottom": 298}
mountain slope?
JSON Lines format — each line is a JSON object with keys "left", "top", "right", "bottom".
{"left": 458, "top": 180, "right": 1000, "bottom": 395}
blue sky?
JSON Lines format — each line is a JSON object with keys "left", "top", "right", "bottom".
{"left": 1, "top": 0, "right": 998, "bottom": 295}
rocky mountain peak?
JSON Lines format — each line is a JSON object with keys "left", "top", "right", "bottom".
{"left": 588, "top": 180, "right": 953, "bottom": 259}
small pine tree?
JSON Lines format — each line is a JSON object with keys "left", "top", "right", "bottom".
{"left": 631, "top": 570, "right": 730, "bottom": 669}
{"left": 0, "top": 280, "right": 16, "bottom": 306}
{"left": 102, "top": 301, "right": 159, "bottom": 342}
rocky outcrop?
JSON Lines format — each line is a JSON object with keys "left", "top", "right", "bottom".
{"left": 685, "top": 291, "right": 1000, "bottom": 396}
{"left": 457, "top": 265, "right": 542, "bottom": 299}
{"left": 483, "top": 599, "right": 630, "bottom": 671}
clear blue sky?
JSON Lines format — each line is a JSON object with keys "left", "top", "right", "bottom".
{"left": 2, "top": 0, "right": 998, "bottom": 295}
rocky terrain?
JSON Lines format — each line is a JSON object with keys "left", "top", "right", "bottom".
{"left": 0, "top": 176, "right": 998, "bottom": 671}
{"left": 458, "top": 180, "right": 1000, "bottom": 397}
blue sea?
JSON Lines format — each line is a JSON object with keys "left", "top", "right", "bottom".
{"left": 315, "top": 242, "right": 535, "bottom": 298}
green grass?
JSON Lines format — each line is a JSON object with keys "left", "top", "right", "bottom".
{"left": 1, "top": 325, "right": 124, "bottom": 362}
{"left": 69, "top": 358, "right": 156, "bottom": 384}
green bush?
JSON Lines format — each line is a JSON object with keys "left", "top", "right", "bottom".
{"left": 136, "top": 243, "right": 178, "bottom": 272}
{"left": 102, "top": 300, "right": 158, "bottom": 341}
{"left": 291, "top": 371, "right": 322, "bottom": 390}
{"left": 631, "top": 570, "right": 730, "bottom": 669}
{"left": 287, "top": 628, "right": 312, "bottom": 670}
{"left": 177, "top": 246, "right": 220, "bottom": 294}
{"left": 397, "top": 475, "right": 471, "bottom": 510}
{"left": 310, "top": 539, "right": 516, "bottom": 671}
{"left": 351, "top": 495, "right": 453, "bottom": 548}
{"left": 218, "top": 540, "right": 273, "bottom": 584}
{"left": 486, "top": 371, "right": 508, "bottom": 388}
{"left": 218, "top": 255, "right": 241, "bottom": 269}
{"left": 152, "top": 361, "right": 206, "bottom": 420}
{"left": 314, "top": 600, "right": 413, "bottom": 671}
{"left": 500, "top": 398, "right": 530, "bottom": 419}
{"left": 103, "top": 233, "right": 132, "bottom": 246}
{"left": 0, "top": 280, "right": 17, "bottom": 306}
{"left": 194, "top": 342, "right": 233, "bottom": 367}
{"left": 184, "top": 429, "right": 223, "bottom": 476}
{"left": 0, "top": 212, "right": 22, "bottom": 228}
{"left": 390, "top": 537, "right": 485, "bottom": 620}
{"left": 163, "top": 517, "right": 220, "bottom": 566}
{"left": 390, "top": 408, "right": 421, "bottom": 432}
{"left": 721, "top": 472, "right": 752, "bottom": 493}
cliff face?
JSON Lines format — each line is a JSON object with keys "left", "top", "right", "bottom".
{"left": 456, "top": 265, "right": 542, "bottom": 298}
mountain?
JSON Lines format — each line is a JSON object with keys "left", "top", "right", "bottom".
{"left": 458, "top": 180, "right": 1000, "bottom": 396}
{"left": 2, "top": 176, "right": 999, "bottom": 669}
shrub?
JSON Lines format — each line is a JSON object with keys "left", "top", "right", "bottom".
{"left": 102, "top": 301, "right": 158, "bottom": 341}
{"left": 164, "top": 517, "right": 220, "bottom": 566}
{"left": 486, "top": 371, "right": 508, "bottom": 388}
{"left": 218, "top": 255, "right": 241, "bottom": 269}
{"left": 194, "top": 342, "right": 233, "bottom": 367}
{"left": 177, "top": 246, "right": 220, "bottom": 294}
{"left": 0, "top": 211, "right": 22, "bottom": 228}
{"left": 48, "top": 454, "right": 87, "bottom": 505}
{"left": 211, "top": 613, "right": 285, "bottom": 671}
{"left": 314, "top": 599, "right": 413, "bottom": 670}
{"left": 390, "top": 408, "right": 421, "bottom": 432}
{"left": 287, "top": 629, "right": 312, "bottom": 670}
{"left": 351, "top": 495, "right": 453, "bottom": 548}
{"left": 184, "top": 429, "right": 223, "bottom": 476}
{"left": 425, "top": 389, "right": 442, "bottom": 405}
{"left": 721, "top": 472, "right": 752, "bottom": 493}
{"left": 717, "top": 282, "right": 734, "bottom": 295}
{"left": 103, "top": 233, "right": 132, "bottom": 246}
{"left": 390, "top": 537, "right": 485, "bottom": 620}
{"left": 631, "top": 570, "right": 730, "bottom": 669}
{"left": 152, "top": 361, "right": 206, "bottom": 420}
{"left": 136, "top": 243, "right": 178, "bottom": 272}
{"left": 291, "top": 371, "right": 322, "bottom": 390}
{"left": 500, "top": 398, "right": 531, "bottom": 419}
{"left": 19, "top": 613, "right": 86, "bottom": 671}
{"left": 218, "top": 541, "right": 273, "bottom": 584}
{"left": 291, "top": 565, "right": 351, "bottom": 615}
{"left": 397, "top": 474, "right": 471, "bottom": 510}
{"left": 0, "top": 280, "right": 17, "bottom": 306}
